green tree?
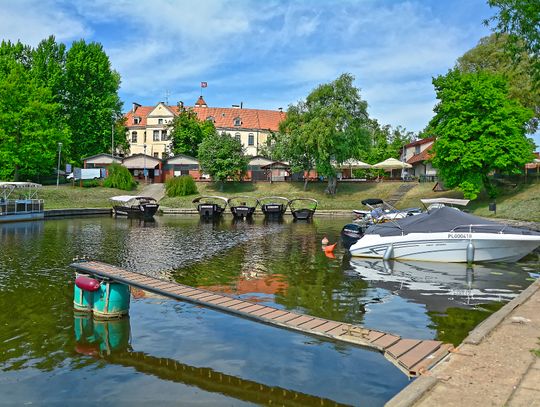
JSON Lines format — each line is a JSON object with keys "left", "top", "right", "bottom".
{"left": 485, "top": 0, "right": 540, "bottom": 85}
{"left": 429, "top": 69, "right": 534, "bottom": 199}
{"left": 274, "top": 73, "right": 370, "bottom": 194}
{"left": 0, "top": 59, "right": 69, "bottom": 181}
{"left": 457, "top": 33, "right": 539, "bottom": 132}
{"left": 198, "top": 132, "right": 248, "bottom": 189}
{"left": 64, "top": 40, "right": 122, "bottom": 164}
{"left": 103, "top": 162, "right": 137, "bottom": 190}
{"left": 169, "top": 105, "right": 215, "bottom": 157}
{"left": 31, "top": 36, "right": 66, "bottom": 102}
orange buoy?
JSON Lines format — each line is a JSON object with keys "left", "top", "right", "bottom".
{"left": 321, "top": 236, "right": 329, "bottom": 245}
{"left": 325, "top": 251, "right": 336, "bottom": 259}
{"left": 324, "top": 243, "right": 336, "bottom": 253}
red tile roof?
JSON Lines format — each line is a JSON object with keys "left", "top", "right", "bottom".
{"left": 125, "top": 101, "right": 286, "bottom": 132}
{"left": 407, "top": 145, "right": 433, "bottom": 164}
{"left": 405, "top": 136, "right": 435, "bottom": 148}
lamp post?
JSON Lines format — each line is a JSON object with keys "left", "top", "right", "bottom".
{"left": 56, "top": 142, "right": 62, "bottom": 188}
{"left": 111, "top": 119, "right": 115, "bottom": 156}
{"left": 143, "top": 144, "right": 147, "bottom": 183}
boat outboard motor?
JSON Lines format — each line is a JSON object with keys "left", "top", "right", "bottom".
{"left": 341, "top": 223, "right": 365, "bottom": 249}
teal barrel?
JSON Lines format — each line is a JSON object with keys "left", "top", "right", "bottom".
{"left": 93, "top": 282, "right": 131, "bottom": 319}
{"left": 93, "top": 317, "right": 131, "bottom": 354}
{"left": 73, "top": 313, "right": 94, "bottom": 342}
{"left": 73, "top": 274, "right": 100, "bottom": 312}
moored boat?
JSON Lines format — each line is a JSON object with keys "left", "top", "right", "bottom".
{"left": 0, "top": 182, "right": 44, "bottom": 223}
{"left": 349, "top": 206, "right": 540, "bottom": 263}
{"left": 260, "top": 196, "right": 290, "bottom": 218}
{"left": 110, "top": 195, "right": 159, "bottom": 219}
{"left": 289, "top": 198, "right": 318, "bottom": 220}
{"left": 193, "top": 196, "right": 228, "bottom": 219}
{"left": 228, "top": 196, "right": 259, "bottom": 219}
{"left": 353, "top": 198, "right": 420, "bottom": 223}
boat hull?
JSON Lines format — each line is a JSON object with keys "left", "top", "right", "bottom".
{"left": 261, "top": 204, "right": 286, "bottom": 217}
{"left": 230, "top": 206, "right": 256, "bottom": 219}
{"left": 113, "top": 204, "right": 159, "bottom": 219}
{"left": 291, "top": 209, "right": 315, "bottom": 220}
{"left": 197, "top": 203, "right": 225, "bottom": 218}
{"left": 349, "top": 232, "right": 540, "bottom": 263}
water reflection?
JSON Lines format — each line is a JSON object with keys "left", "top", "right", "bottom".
{"left": 73, "top": 314, "right": 348, "bottom": 406}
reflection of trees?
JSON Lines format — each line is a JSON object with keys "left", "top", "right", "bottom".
{"left": 428, "top": 302, "right": 504, "bottom": 346}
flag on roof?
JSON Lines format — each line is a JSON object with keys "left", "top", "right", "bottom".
{"left": 201, "top": 81, "right": 207, "bottom": 88}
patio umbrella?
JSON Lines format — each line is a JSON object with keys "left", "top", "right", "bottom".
{"left": 341, "top": 159, "right": 372, "bottom": 169}
{"left": 372, "top": 157, "right": 412, "bottom": 169}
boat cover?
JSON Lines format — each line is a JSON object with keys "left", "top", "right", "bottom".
{"left": 110, "top": 195, "right": 155, "bottom": 202}
{"left": 365, "top": 206, "right": 540, "bottom": 236}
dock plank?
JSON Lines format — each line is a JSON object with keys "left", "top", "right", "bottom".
{"left": 71, "top": 260, "right": 451, "bottom": 378}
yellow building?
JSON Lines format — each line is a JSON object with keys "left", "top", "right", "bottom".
{"left": 125, "top": 97, "right": 285, "bottom": 159}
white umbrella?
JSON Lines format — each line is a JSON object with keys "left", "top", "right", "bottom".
{"left": 372, "top": 157, "right": 412, "bottom": 169}
{"left": 333, "top": 159, "right": 372, "bottom": 169}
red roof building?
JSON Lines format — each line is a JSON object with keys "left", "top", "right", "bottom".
{"left": 402, "top": 137, "right": 437, "bottom": 179}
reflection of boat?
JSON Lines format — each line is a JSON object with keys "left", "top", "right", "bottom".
{"left": 346, "top": 258, "right": 531, "bottom": 309}
{"left": 0, "top": 182, "right": 44, "bottom": 222}
{"left": 349, "top": 206, "right": 540, "bottom": 263}
{"left": 111, "top": 195, "right": 159, "bottom": 219}
{"left": 260, "top": 196, "right": 290, "bottom": 218}
{"left": 289, "top": 198, "right": 318, "bottom": 220}
{"left": 353, "top": 198, "right": 420, "bottom": 223}
{"left": 192, "top": 196, "right": 228, "bottom": 219}
{"left": 228, "top": 196, "right": 259, "bottom": 219}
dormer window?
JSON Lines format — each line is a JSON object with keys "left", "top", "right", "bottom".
{"left": 233, "top": 117, "right": 241, "bottom": 127}
{"left": 206, "top": 116, "right": 215, "bottom": 122}
{"left": 133, "top": 116, "right": 141, "bottom": 125}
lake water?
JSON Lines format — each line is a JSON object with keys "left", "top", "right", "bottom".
{"left": 0, "top": 216, "right": 538, "bottom": 406}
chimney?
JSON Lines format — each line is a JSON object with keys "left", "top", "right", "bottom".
{"left": 232, "top": 104, "right": 240, "bottom": 109}
{"left": 278, "top": 107, "right": 283, "bottom": 112}
{"left": 179, "top": 101, "right": 184, "bottom": 110}
{"left": 132, "top": 102, "right": 141, "bottom": 113}
{"left": 240, "top": 102, "right": 243, "bottom": 109}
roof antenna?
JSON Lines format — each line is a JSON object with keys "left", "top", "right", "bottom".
{"left": 165, "top": 89, "right": 170, "bottom": 105}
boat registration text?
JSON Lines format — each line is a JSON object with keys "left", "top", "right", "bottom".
{"left": 447, "top": 233, "right": 473, "bottom": 239}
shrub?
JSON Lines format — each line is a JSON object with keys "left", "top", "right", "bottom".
{"left": 166, "top": 175, "right": 198, "bottom": 197}
{"left": 82, "top": 179, "right": 100, "bottom": 188}
{"left": 103, "top": 163, "right": 137, "bottom": 191}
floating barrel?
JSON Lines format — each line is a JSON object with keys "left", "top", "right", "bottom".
{"left": 93, "top": 282, "right": 131, "bottom": 319}
{"left": 93, "top": 317, "right": 131, "bottom": 354}
{"left": 73, "top": 274, "right": 100, "bottom": 312}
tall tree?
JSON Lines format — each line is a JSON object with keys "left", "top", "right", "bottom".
{"left": 64, "top": 40, "right": 122, "bottom": 164}
{"left": 275, "top": 73, "right": 370, "bottom": 194}
{"left": 0, "top": 59, "right": 69, "bottom": 181}
{"left": 169, "top": 105, "right": 215, "bottom": 157}
{"left": 366, "top": 120, "right": 414, "bottom": 164}
{"left": 429, "top": 69, "right": 534, "bottom": 199}
{"left": 31, "top": 36, "right": 66, "bottom": 102}
{"left": 457, "top": 33, "right": 539, "bottom": 132}
{"left": 198, "top": 132, "right": 248, "bottom": 189}
{"left": 485, "top": 0, "right": 540, "bottom": 85}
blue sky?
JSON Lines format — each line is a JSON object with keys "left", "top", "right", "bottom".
{"left": 1, "top": 0, "right": 538, "bottom": 147}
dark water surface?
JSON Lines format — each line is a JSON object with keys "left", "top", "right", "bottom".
{"left": 0, "top": 216, "right": 538, "bottom": 406}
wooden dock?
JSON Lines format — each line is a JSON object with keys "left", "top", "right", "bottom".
{"left": 71, "top": 260, "right": 453, "bottom": 377}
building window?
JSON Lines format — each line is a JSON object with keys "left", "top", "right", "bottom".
{"left": 206, "top": 116, "right": 214, "bottom": 122}
{"left": 131, "top": 131, "right": 137, "bottom": 143}
{"left": 162, "top": 151, "right": 169, "bottom": 159}
{"left": 161, "top": 130, "right": 168, "bottom": 141}
{"left": 415, "top": 145, "right": 420, "bottom": 155}
{"left": 153, "top": 152, "right": 159, "bottom": 158}
{"left": 248, "top": 133, "right": 254, "bottom": 146}
{"left": 235, "top": 132, "right": 241, "bottom": 142}
{"left": 153, "top": 130, "right": 159, "bottom": 141}
{"left": 234, "top": 117, "right": 241, "bottom": 127}
{"left": 133, "top": 116, "right": 141, "bottom": 124}
{"left": 158, "top": 118, "right": 163, "bottom": 124}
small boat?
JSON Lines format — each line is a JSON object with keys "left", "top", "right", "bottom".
{"left": 192, "top": 196, "right": 228, "bottom": 218}
{"left": 289, "top": 198, "right": 318, "bottom": 220}
{"left": 228, "top": 196, "right": 259, "bottom": 219}
{"left": 110, "top": 195, "right": 159, "bottom": 219}
{"left": 353, "top": 198, "right": 420, "bottom": 223}
{"left": 349, "top": 206, "right": 540, "bottom": 263}
{"left": 0, "top": 182, "right": 44, "bottom": 223}
{"left": 260, "top": 196, "right": 290, "bottom": 218}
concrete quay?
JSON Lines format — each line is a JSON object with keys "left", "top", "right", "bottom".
{"left": 386, "top": 277, "right": 540, "bottom": 407}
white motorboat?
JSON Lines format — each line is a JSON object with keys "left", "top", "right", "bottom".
{"left": 353, "top": 198, "right": 421, "bottom": 223}
{"left": 349, "top": 206, "right": 540, "bottom": 263}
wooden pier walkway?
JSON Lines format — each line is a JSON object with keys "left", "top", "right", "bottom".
{"left": 71, "top": 260, "right": 453, "bottom": 377}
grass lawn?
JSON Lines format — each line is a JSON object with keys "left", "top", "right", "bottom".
{"left": 39, "top": 179, "right": 540, "bottom": 222}
{"left": 41, "top": 184, "right": 142, "bottom": 209}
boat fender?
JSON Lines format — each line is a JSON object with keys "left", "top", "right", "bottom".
{"left": 75, "top": 276, "right": 101, "bottom": 292}
{"left": 324, "top": 243, "right": 337, "bottom": 253}
{"left": 383, "top": 244, "right": 394, "bottom": 261}
{"left": 466, "top": 241, "right": 475, "bottom": 264}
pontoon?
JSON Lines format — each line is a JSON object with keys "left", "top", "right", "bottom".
{"left": 110, "top": 195, "right": 159, "bottom": 219}
{"left": 0, "top": 182, "right": 44, "bottom": 222}
{"left": 192, "top": 196, "right": 228, "bottom": 218}
{"left": 349, "top": 206, "right": 540, "bottom": 263}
